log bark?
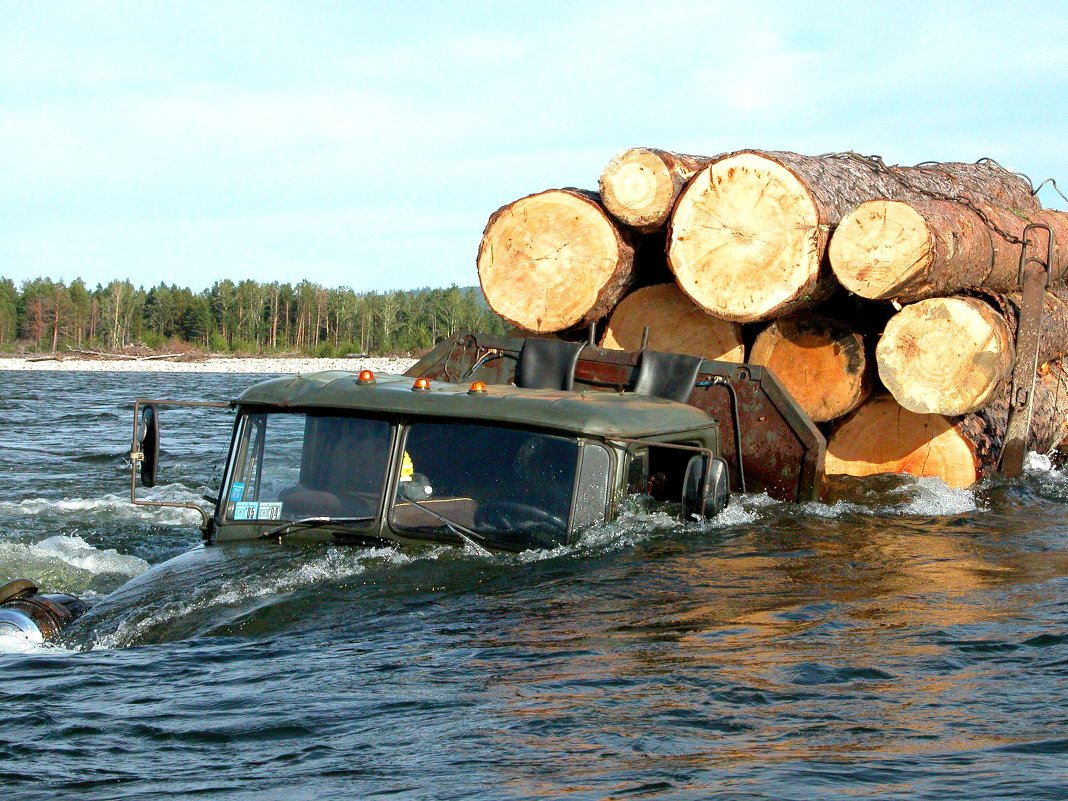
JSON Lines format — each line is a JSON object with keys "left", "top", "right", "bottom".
{"left": 666, "top": 150, "right": 1039, "bottom": 322}
{"left": 748, "top": 313, "right": 871, "bottom": 422}
{"left": 477, "top": 189, "right": 636, "bottom": 333}
{"left": 876, "top": 290, "right": 1068, "bottom": 415}
{"left": 599, "top": 148, "right": 715, "bottom": 234}
{"left": 600, "top": 283, "right": 744, "bottom": 362}
{"left": 829, "top": 201, "right": 1068, "bottom": 302}
{"left": 826, "top": 365, "right": 1068, "bottom": 488}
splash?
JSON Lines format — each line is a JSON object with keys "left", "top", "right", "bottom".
{"left": 894, "top": 476, "right": 977, "bottom": 516}
{"left": 1025, "top": 451, "right": 1056, "bottom": 473}
{"left": 0, "top": 486, "right": 204, "bottom": 525}
{"left": 34, "top": 535, "right": 150, "bottom": 577}
{"left": 0, "top": 630, "right": 72, "bottom": 655}
{"left": 512, "top": 495, "right": 757, "bottom": 564}
{"left": 0, "top": 534, "right": 149, "bottom": 595}
{"left": 86, "top": 546, "right": 407, "bottom": 649}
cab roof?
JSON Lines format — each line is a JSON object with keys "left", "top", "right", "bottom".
{"left": 237, "top": 371, "right": 717, "bottom": 440}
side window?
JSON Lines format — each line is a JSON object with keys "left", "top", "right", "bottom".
{"left": 647, "top": 446, "right": 695, "bottom": 501}
{"left": 572, "top": 442, "right": 611, "bottom": 532}
{"left": 627, "top": 449, "right": 649, "bottom": 495}
{"left": 225, "top": 414, "right": 265, "bottom": 519}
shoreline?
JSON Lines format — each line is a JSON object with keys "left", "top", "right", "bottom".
{"left": 0, "top": 355, "right": 419, "bottom": 374}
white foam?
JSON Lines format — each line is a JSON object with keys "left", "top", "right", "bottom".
{"left": 0, "top": 631, "right": 51, "bottom": 654}
{"left": 34, "top": 535, "right": 150, "bottom": 577}
{"left": 1025, "top": 451, "right": 1056, "bottom": 473}
{"left": 894, "top": 476, "right": 977, "bottom": 516}
{"left": 0, "top": 620, "right": 78, "bottom": 655}
{"left": 806, "top": 474, "right": 978, "bottom": 519}
{"left": 0, "top": 491, "right": 203, "bottom": 525}
{"left": 0, "top": 535, "right": 149, "bottom": 581}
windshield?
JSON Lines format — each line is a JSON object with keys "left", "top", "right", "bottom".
{"left": 391, "top": 422, "right": 579, "bottom": 551}
{"left": 223, "top": 412, "right": 390, "bottom": 528}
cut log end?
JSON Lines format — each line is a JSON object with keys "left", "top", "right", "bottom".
{"left": 829, "top": 200, "right": 934, "bottom": 299}
{"left": 876, "top": 297, "right": 1014, "bottom": 416}
{"left": 826, "top": 395, "right": 981, "bottom": 488}
{"left": 600, "top": 148, "right": 678, "bottom": 232}
{"left": 600, "top": 283, "right": 744, "bottom": 363}
{"left": 477, "top": 189, "right": 635, "bottom": 333}
{"left": 749, "top": 314, "right": 871, "bottom": 422}
{"left": 668, "top": 154, "right": 823, "bottom": 322}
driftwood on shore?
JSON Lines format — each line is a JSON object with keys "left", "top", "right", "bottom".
{"left": 62, "top": 347, "right": 200, "bottom": 362}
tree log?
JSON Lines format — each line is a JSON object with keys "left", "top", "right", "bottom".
{"left": 599, "top": 148, "right": 715, "bottom": 234}
{"left": 876, "top": 290, "right": 1068, "bottom": 415}
{"left": 826, "top": 365, "right": 1068, "bottom": 488}
{"left": 829, "top": 201, "right": 1068, "bottom": 302}
{"left": 826, "top": 395, "right": 982, "bottom": 488}
{"left": 477, "top": 189, "right": 636, "bottom": 333}
{"left": 749, "top": 313, "right": 871, "bottom": 422}
{"left": 666, "top": 150, "right": 1039, "bottom": 322}
{"left": 600, "top": 283, "right": 744, "bottom": 362}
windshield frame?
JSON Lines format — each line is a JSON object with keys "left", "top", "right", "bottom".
{"left": 217, "top": 407, "right": 394, "bottom": 537}
{"left": 387, "top": 421, "right": 613, "bottom": 551}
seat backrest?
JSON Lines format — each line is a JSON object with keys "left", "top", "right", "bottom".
{"left": 633, "top": 350, "right": 703, "bottom": 403}
{"left": 516, "top": 339, "right": 584, "bottom": 391}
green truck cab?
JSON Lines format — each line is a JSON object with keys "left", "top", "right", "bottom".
{"left": 130, "top": 334, "right": 826, "bottom": 553}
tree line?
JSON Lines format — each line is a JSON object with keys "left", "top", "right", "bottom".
{"left": 0, "top": 277, "right": 507, "bottom": 356}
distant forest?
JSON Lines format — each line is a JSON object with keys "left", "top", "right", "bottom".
{"left": 0, "top": 277, "right": 507, "bottom": 356}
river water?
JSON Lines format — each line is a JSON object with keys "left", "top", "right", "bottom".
{"left": 1, "top": 370, "right": 1066, "bottom": 800}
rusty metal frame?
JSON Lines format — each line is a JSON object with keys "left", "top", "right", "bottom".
{"left": 1001, "top": 223, "right": 1055, "bottom": 476}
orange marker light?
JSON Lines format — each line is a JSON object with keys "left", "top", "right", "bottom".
{"left": 412, "top": 377, "right": 432, "bottom": 392}
{"left": 468, "top": 381, "right": 487, "bottom": 395}
{"left": 357, "top": 369, "right": 376, "bottom": 385}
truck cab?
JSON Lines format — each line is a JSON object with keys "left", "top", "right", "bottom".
{"left": 131, "top": 334, "right": 826, "bottom": 553}
{"left": 206, "top": 370, "right": 728, "bottom": 551}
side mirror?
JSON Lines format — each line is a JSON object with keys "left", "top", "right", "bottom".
{"left": 139, "top": 405, "right": 160, "bottom": 488}
{"left": 399, "top": 474, "right": 433, "bottom": 502}
{"left": 681, "top": 455, "right": 729, "bottom": 520}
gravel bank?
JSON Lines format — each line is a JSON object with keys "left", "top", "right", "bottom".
{"left": 0, "top": 356, "right": 419, "bottom": 374}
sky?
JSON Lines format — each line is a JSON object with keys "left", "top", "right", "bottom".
{"left": 1, "top": 0, "right": 1066, "bottom": 293}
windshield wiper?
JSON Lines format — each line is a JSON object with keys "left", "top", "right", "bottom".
{"left": 259, "top": 516, "right": 374, "bottom": 540}
{"left": 401, "top": 497, "right": 490, "bottom": 555}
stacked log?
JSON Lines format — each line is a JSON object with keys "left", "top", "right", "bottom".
{"left": 599, "top": 148, "right": 716, "bottom": 234}
{"left": 748, "top": 313, "right": 872, "bottom": 422}
{"left": 827, "top": 359, "right": 1068, "bottom": 488}
{"left": 874, "top": 289, "right": 1068, "bottom": 416}
{"left": 475, "top": 147, "right": 1068, "bottom": 488}
{"left": 830, "top": 200, "right": 1068, "bottom": 302}
{"left": 601, "top": 283, "right": 744, "bottom": 363}
{"left": 478, "top": 188, "right": 636, "bottom": 333}
{"left": 666, "top": 151, "right": 1039, "bottom": 323}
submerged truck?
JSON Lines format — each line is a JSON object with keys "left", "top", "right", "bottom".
{"left": 0, "top": 333, "right": 825, "bottom": 641}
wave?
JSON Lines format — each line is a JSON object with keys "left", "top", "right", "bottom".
{"left": 0, "top": 487, "right": 207, "bottom": 526}
{"left": 812, "top": 475, "right": 978, "bottom": 519}
{"left": 0, "top": 631, "right": 73, "bottom": 655}
{"left": 0, "top": 534, "right": 151, "bottom": 655}
{"left": 83, "top": 546, "right": 412, "bottom": 650}
{"left": 0, "top": 534, "right": 149, "bottom": 590}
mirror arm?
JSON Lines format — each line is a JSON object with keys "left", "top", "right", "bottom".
{"left": 129, "top": 398, "right": 233, "bottom": 534}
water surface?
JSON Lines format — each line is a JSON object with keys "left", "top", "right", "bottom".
{"left": 1, "top": 370, "right": 1066, "bottom": 800}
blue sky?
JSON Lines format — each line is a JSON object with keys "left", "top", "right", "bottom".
{"left": 1, "top": 1, "right": 1066, "bottom": 292}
